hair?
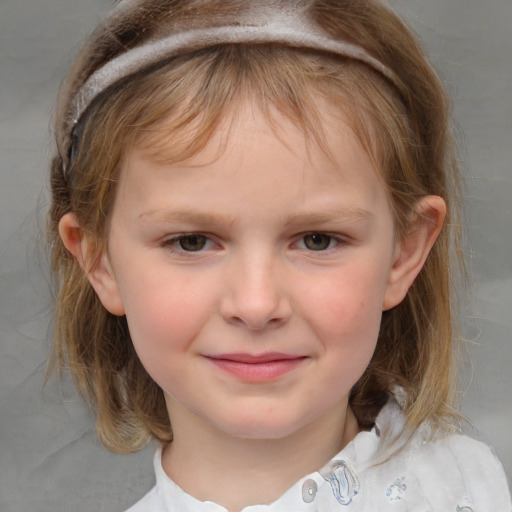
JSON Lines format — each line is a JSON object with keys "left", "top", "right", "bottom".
{"left": 48, "top": 0, "right": 463, "bottom": 453}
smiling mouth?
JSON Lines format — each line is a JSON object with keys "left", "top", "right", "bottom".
{"left": 204, "top": 353, "right": 307, "bottom": 382}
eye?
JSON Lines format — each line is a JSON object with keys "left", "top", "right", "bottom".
{"left": 301, "top": 233, "right": 338, "bottom": 251}
{"left": 168, "top": 234, "right": 210, "bottom": 252}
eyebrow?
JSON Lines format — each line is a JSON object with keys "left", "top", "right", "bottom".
{"left": 138, "top": 207, "right": 373, "bottom": 227}
{"left": 138, "top": 208, "right": 237, "bottom": 227}
{"left": 283, "top": 208, "right": 374, "bottom": 227}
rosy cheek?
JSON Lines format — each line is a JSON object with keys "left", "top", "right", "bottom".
{"left": 127, "top": 274, "right": 214, "bottom": 349}
{"left": 308, "top": 273, "right": 383, "bottom": 339}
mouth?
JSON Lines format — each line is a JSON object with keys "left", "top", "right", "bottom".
{"left": 204, "top": 353, "right": 307, "bottom": 382}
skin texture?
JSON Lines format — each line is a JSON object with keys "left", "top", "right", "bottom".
{"left": 59, "top": 103, "right": 445, "bottom": 510}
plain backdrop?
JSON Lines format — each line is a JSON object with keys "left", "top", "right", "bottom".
{"left": 0, "top": 0, "right": 511, "bottom": 510}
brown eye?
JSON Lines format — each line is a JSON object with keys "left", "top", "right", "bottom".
{"left": 303, "top": 233, "right": 333, "bottom": 251}
{"left": 177, "top": 235, "right": 208, "bottom": 251}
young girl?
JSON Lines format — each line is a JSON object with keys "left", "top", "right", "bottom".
{"left": 48, "top": 0, "right": 511, "bottom": 510}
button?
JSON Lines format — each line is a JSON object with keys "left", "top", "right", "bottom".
{"left": 302, "top": 479, "right": 318, "bottom": 503}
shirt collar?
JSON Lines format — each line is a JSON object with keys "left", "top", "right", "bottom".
{"left": 151, "top": 400, "right": 403, "bottom": 511}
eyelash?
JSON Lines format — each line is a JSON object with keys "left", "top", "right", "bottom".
{"left": 161, "top": 232, "right": 347, "bottom": 254}
{"left": 295, "top": 233, "right": 343, "bottom": 252}
{"left": 161, "top": 234, "right": 215, "bottom": 253}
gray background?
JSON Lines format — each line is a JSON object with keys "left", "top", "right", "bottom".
{"left": 0, "top": 0, "right": 511, "bottom": 510}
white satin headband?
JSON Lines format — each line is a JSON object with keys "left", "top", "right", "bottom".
{"left": 67, "top": 0, "right": 398, "bottom": 142}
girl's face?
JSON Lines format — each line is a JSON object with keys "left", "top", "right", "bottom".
{"left": 87, "top": 103, "right": 422, "bottom": 440}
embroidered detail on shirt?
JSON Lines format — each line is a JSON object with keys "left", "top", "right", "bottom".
{"left": 386, "top": 477, "right": 406, "bottom": 501}
{"left": 302, "top": 479, "right": 318, "bottom": 503}
{"left": 319, "top": 460, "right": 359, "bottom": 505}
{"left": 456, "top": 507, "right": 474, "bottom": 512}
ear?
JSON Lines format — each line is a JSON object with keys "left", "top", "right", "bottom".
{"left": 58, "top": 212, "right": 125, "bottom": 316}
{"left": 382, "top": 195, "right": 446, "bottom": 311}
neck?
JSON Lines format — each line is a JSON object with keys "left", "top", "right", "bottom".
{"left": 161, "top": 402, "right": 360, "bottom": 511}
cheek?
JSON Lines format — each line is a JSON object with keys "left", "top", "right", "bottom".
{"left": 302, "top": 263, "right": 387, "bottom": 340}
{"left": 298, "top": 262, "right": 389, "bottom": 393}
{"left": 119, "top": 272, "right": 216, "bottom": 370}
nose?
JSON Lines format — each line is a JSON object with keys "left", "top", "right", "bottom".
{"left": 219, "top": 251, "right": 292, "bottom": 330}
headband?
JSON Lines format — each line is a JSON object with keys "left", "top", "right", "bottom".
{"left": 66, "top": 1, "right": 398, "bottom": 160}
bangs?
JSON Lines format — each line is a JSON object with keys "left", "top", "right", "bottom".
{"left": 92, "top": 44, "right": 397, "bottom": 172}
{"left": 119, "top": 45, "right": 332, "bottom": 165}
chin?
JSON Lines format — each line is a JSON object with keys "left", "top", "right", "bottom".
{"left": 216, "top": 413, "right": 308, "bottom": 441}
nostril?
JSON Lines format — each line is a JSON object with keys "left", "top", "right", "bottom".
{"left": 226, "top": 313, "right": 288, "bottom": 331}
{"left": 221, "top": 297, "right": 292, "bottom": 330}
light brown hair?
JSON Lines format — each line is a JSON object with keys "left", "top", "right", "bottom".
{"left": 48, "top": 0, "right": 462, "bottom": 452}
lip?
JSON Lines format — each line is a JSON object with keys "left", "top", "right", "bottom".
{"left": 204, "top": 353, "right": 307, "bottom": 382}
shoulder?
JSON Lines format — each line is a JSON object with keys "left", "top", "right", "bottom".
{"left": 366, "top": 401, "right": 511, "bottom": 510}
{"left": 417, "top": 433, "right": 509, "bottom": 492}
{"left": 124, "top": 486, "right": 158, "bottom": 512}
{"left": 423, "top": 432, "right": 506, "bottom": 472}
{"left": 396, "top": 430, "right": 511, "bottom": 510}
{"left": 123, "top": 449, "right": 161, "bottom": 512}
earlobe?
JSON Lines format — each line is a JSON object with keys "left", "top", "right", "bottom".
{"left": 383, "top": 195, "right": 446, "bottom": 311}
{"left": 58, "top": 212, "right": 126, "bottom": 316}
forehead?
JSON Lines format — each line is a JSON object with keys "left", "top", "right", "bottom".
{"left": 131, "top": 94, "right": 381, "bottom": 176}
{"left": 116, "top": 100, "right": 389, "bottom": 221}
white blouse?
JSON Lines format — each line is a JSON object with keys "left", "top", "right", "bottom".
{"left": 125, "top": 400, "right": 511, "bottom": 511}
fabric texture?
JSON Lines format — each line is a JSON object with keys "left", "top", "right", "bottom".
{"left": 125, "top": 399, "right": 512, "bottom": 511}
